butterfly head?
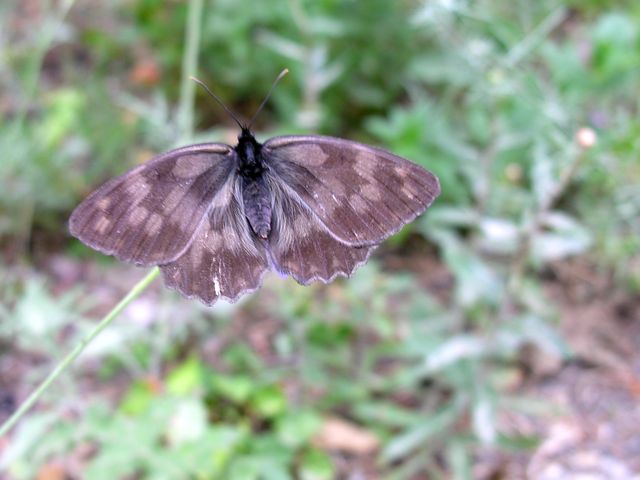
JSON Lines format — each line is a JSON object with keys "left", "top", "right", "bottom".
{"left": 235, "top": 128, "right": 265, "bottom": 180}
{"left": 236, "top": 127, "right": 262, "bottom": 154}
{"left": 238, "top": 127, "right": 258, "bottom": 144}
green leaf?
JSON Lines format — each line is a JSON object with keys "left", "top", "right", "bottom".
{"left": 165, "top": 399, "right": 208, "bottom": 446}
{"left": 354, "top": 401, "right": 422, "bottom": 429}
{"left": 119, "top": 380, "right": 156, "bottom": 415}
{"left": 446, "top": 441, "right": 473, "bottom": 480}
{"left": 229, "top": 437, "right": 293, "bottom": 480}
{"left": 532, "top": 140, "right": 556, "bottom": 206}
{"left": 435, "top": 233, "right": 503, "bottom": 307}
{"left": 424, "top": 334, "right": 487, "bottom": 373}
{"left": 275, "top": 410, "right": 322, "bottom": 449}
{"left": 381, "top": 399, "right": 463, "bottom": 463}
{"left": 37, "top": 89, "right": 86, "bottom": 148}
{"left": 507, "top": 314, "right": 571, "bottom": 359}
{"left": 471, "top": 388, "right": 496, "bottom": 445}
{"left": 187, "top": 426, "right": 246, "bottom": 476}
{"left": 300, "top": 449, "right": 335, "bottom": 480}
{"left": 531, "top": 211, "right": 592, "bottom": 263}
{"left": 477, "top": 217, "right": 519, "bottom": 255}
{"left": 211, "top": 374, "right": 255, "bottom": 404}
{"left": 496, "top": 433, "right": 541, "bottom": 451}
{"left": 166, "top": 357, "right": 203, "bottom": 395}
{"left": 84, "top": 446, "right": 143, "bottom": 480}
{"left": 250, "top": 385, "right": 287, "bottom": 419}
{"left": 228, "top": 456, "right": 292, "bottom": 480}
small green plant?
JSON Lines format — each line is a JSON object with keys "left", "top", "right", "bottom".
{"left": 3, "top": 353, "right": 331, "bottom": 480}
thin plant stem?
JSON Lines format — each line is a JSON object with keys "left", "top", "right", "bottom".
{"left": 505, "top": 6, "right": 567, "bottom": 68}
{"left": 178, "top": 0, "right": 204, "bottom": 142}
{"left": 0, "top": 267, "right": 161, "bottom": 438}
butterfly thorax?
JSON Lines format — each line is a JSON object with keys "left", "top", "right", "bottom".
{"left": 236, "top": 129, "right": 272, "bottom": 239}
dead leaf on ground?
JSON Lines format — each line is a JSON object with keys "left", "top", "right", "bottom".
{"left": 313, "top": 416, "right": 380, "bottom": 455}
{"left": 36, "top": 461, "right": 67, "bottom": 480}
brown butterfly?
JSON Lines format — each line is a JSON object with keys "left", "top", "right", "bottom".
{"left": 69, "top": 71, "right": 440, "bottom": 305}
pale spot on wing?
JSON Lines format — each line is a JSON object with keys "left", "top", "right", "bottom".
{"left": 354, "top": 150, "right": 378, "bottom": 174}
{"left": 302, "top": 144, "right": 329, "bottom": 166}
{"left": 191, "top": 235, "right": 205, "bottom": 265}
{"left": 97, "top": 197, "right": 111, "bottom": 210}
{"left": 145, "top": 213, "right": 163, "bottom": 236}
{"left": 294, "top": 213, "right": 312, "bottom": 237}
{"left": 213, "top": 276, "right": 221, "bottom": 296}
{"left": 124, "top": 177, "right": 151, "bottom": 197}
{"left": 163, "top": 186, "right": 186, "bottom": 212}
{"left": 361, "top": 183, "right": 381, "bottom": 201}
{"left": 394, "top": 164, "right": 409, "bottom": 178}
{"left": 173, "top": 155, "right": 211, "bottom": 178}
{"left": 205, "top": 228, "right": 223, "bottom": 251}
{"left": 402, "top": 183, "right": 417, "bottom": 199}
{"left": 324, "top": 175, "right": 347, "bottom": 197}
{"left": 349, "top": 193, "right": 368, "bottom": 212}
{"left": 222, "top": 224, "right": 241, "bottom": 252}
{"left": 128, "top": 206, "right": 149, "bottom": 225}
{"left": 95, "top": 216, "right": 111, "bottom": 234}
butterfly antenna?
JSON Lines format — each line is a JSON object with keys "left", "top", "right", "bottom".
{"left": 189, "top": 76, "right": 245, "bottom": 129}
{"left": 247, "top": 68, "right": 289, "bottom": 129}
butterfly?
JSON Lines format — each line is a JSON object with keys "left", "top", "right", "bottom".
{"left": 69, "top": 71, "right": 440, "bottom": 305}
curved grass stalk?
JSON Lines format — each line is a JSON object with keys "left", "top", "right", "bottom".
{"left": 0, "top": 267, "right": 160, "bottom": 438}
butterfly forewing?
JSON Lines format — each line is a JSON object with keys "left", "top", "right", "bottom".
{"left": 264, "top": 135, "right": 440, "bottom": 246}
{"left": 266, "top": 178, "right": 376, "bottom": 284}
{"left": 69, "top": 144, "right": 235, "bottom": 266}
{"left": 160, "top": 180, "right": 270, "bottom": 305}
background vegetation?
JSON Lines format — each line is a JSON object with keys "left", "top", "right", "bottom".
{"left": 1, "top": 0, "right": 639, "bottom": 478}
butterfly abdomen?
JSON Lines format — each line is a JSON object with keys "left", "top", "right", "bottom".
{"left": 242, "top": 177, "right": 272, "bottom": 239}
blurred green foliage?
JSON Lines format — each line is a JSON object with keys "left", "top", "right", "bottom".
{"left": 14, "top": 354, "right": 329, "bottom": 480}
{"left": 1, "top": 0, "right": 639, "bottom": 478}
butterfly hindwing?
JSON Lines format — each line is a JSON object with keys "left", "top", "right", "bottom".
{"left": 264, "top": 135, "right": 440, "bottom": 246}
{"left": 69, "top": 144, "right": 235, "bottom": 266}
{"left": 267, "top": 177, "right": 376, "bottom": 284}
{"left": 160, "top": 179, "right": 270, "bottom": 304}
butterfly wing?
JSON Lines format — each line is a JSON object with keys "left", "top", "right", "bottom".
{"left": 266, "top": 177, "right": 375, "bottom": 284}
{"left": 69, "top": 143, "right": 235, "bottom": 266}
{"left": 160, "top": 178, "right": 269, "bottom": 304}
{"left": 263, "top": 135, "right": 440, "bottom": 246}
